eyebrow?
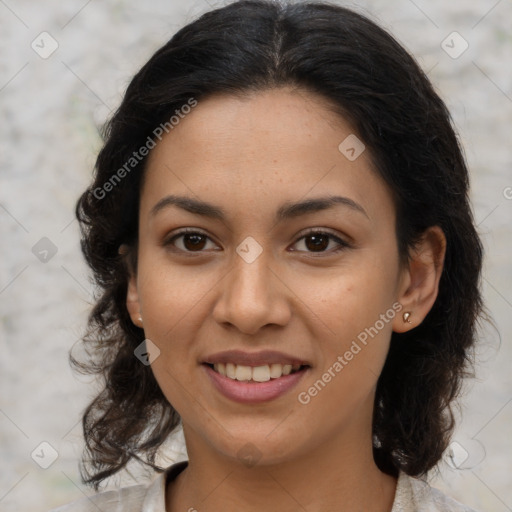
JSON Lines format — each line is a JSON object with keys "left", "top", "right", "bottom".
{"left": 150, "top": 194, "right": 369, "bottom": 222}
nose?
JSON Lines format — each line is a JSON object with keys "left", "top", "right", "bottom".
{"left": 212, "top": 247, "right": 292, "bottom": 336}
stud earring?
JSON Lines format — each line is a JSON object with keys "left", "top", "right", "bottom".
{"left": 403, "top": 312, "right": 412, "bottom": 324}
{"left": 138, "top": 315, "right": 143, "bottom": 325}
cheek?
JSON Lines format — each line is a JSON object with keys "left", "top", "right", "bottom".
{"left": 137, "top": 250, "right": 215, "bottom": 335}
{"left": 289, "top": 255, "right": 398, "bottom": 376}
{"left": 294, "top": 260, "right": 396, "bottom": 333}
{"left": 293, "top": 274, "right": 395, "bottom": 424}
{"left": 134, "top": 260, "right": 213, "bottom": 400}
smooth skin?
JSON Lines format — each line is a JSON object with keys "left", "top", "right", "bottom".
{"left": 125, "top": 86, "right": 446, "bottom": 512}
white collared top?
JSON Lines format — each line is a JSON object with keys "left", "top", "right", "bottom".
{"left": 49, "top": 461, "right": 480, "bottom": 512}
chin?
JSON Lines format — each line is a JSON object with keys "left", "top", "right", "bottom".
{"left": 204, "top": 427, "right": 305, "bottom": 468}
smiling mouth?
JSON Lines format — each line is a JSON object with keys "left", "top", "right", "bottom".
{"left": 204, "top": 362, "right": 309, "bottom": 382}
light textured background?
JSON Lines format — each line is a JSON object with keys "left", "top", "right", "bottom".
{"left": 1, "top": 0, "right": 511, "bottom": 511}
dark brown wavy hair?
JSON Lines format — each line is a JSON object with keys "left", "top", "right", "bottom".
{"left": 73, "top": 0, "right": 486, "bottom": 490}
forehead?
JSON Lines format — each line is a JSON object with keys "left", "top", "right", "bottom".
{"left": 141, "top": 87, "right": 394, "bottom": 226}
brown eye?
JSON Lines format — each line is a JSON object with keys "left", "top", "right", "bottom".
{"left": 163, "top": 228, "right": 350, "bottom": 255}
{"left": 304, "top": 233, "right": 330, "bottom": 252}
{"left": 181, "top": 233, "right": 208, "bottom": 251}
{"left": 292, "top": 230, "right": 350, "bottom": 254}
{"left": 164, "top": 229, "right": 217, "bottom": 253}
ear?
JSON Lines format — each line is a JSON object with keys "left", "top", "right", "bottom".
{"left": 393, "top": 226, "right": 446, "bottom": 333}
{"left": 126, "top": 273, "right": 144, "bottom": 328}
{"left": 120, "top": 244, "right": 144, "bottom": 329}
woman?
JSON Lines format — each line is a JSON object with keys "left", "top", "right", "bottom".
{"left": 51, "top": 0, "right": 486, "bottom": 510}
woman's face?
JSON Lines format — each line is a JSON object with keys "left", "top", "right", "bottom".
{"left": 128, "top": 87, "right": 409, "bottom": 466}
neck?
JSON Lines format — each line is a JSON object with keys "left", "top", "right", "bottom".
{"left": 166, "top": 420, "right": 397, "bottom": 512}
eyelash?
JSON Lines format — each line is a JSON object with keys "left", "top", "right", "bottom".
{"left": 163, "top": 228, "right": 351, "bottom": 256}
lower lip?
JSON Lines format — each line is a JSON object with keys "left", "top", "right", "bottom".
{"left": 202, "top": 364, "right": 309, "bottom": 404}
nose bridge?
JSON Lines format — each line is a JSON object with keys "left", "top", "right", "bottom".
{"left": 213, "top": 237, "right": 290, "bottom": 333}
{"left": 232, "top": 244, "right": 271, "bottom": 299}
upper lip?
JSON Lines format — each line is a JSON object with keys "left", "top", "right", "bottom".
{"left": 202, "top": 350, "right": 311, "bottom": 367}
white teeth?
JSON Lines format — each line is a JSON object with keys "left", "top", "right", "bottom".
{"left": 225, "top": 363, "right": 236, "bottom": 379}
{"left": 252, "top": 365, "right": 271, "bottom": 382}
{"left": 235, "top": 365, "right": 252, "bottom": 381}
{"left": 212, "top": 362, "right": 303, "bottom": 381}
{"left": 269, "top": 363, "right": 282, "bottom": 378}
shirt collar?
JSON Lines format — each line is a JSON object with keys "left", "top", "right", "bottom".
{"left": 141, "top": 460, "right": 188, "bottom": 511}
